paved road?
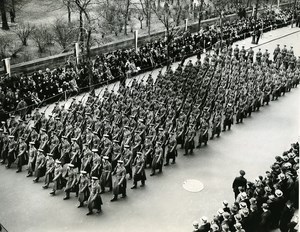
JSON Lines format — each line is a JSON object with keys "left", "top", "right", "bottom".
{"left": 0, "top": 26, "right": 299, "bottom": 232}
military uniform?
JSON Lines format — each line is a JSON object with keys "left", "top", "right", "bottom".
{"left": 50, "top": 161, "right": 65, "bottom": 195}
{"left": 33, "top": 149, "right": 46, "bottom": 182}
{"left": 165, "top": 133, "right": 177, "bottom": 165}
{"left": 99, "top": 157, "right": 112, "bottom": 193}
{"left": 150, "top": 143, "right": 163, "bottom": 176}
{"left": 111, "top": 160, "right": 127, "bottom": 201}
{"left": 42, "top": 153, "right": 55, "bottom": 189}
{"left": 16, "top": 137, "right": 28, "bottom": 172}
{"left": 78, "top": 171, "right": 90, "bottom": 207}
{"left": 27, "top": 142, "right": 37, "bottom": 177}
{"left": 64, "top": 164, "right": 78, "bottom": 200}
{"left": 87, "top": 177, "right": 102, "bottom": 215}
{"left": 131, "top": 153, "right": 146, "bottom": 188}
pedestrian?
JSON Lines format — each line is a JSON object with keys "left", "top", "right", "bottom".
{"left": 232, "top": 170, "right": 247, "bottom": 200}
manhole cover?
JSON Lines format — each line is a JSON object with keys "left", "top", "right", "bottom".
{"left": 183, "top": 179, "right": 204, "bottom": 192}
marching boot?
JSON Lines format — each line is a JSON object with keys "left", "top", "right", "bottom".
{"left": 110, "top": 195, "right": 118, "bottom": 202}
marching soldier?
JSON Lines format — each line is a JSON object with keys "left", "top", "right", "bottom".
{"left": 60, "top": 136, "right": 71, "bottom": 165}
{"left": 236, "top": 100, "right": 244, "bottom": 124}
{"left": 39, "top": 128, "right": 49, "bottom": 152}
{"left": 273, "top": 44, "right": 280, "bottom": 61}
{"left": 99, "top": 156, "right": 112, "bottom": 193}
{"left": 210, "top": 112, "right": 221, "bottom": 140}
{"left": 27, "top": 141, "right": 37, "bottom": 177}
{"left": 183, "top": 125, "right": 196, "bottom": 156}
{"left": 81, "top": 147, "right": 93, "bottom": 175}
{"left": 262, "top": 83, "right": 272, "bottom": 106}
{"left": 223, "top": 103, "right": 234, "bottom": 131}
{"left": 90, "top": 154, "right": 101, "bottom": 179}
{"left": 70, "top": 138, "right": 80, "bottom": 169}
{"left": 42, "top": 153, "right": 55, "bottom": 189}
{"left": 16, "top": 136, "right": 28, "bottom": 173}
{"left": 111, "top": 160, "right": 127, "bottom": 201}
{"left": 197, "top": 119, "right": 209, "bottom": 148}
{"left": 131, "top": 152, "right": 146, "bottom": 189}
{"left": 150, "top": 142, "right": 164, "bottom": 176}
{"left": 123, "top": 144, "right": 133, "bottom": 179}
{"left": 0, "top": 131, "right": 9, "bottom": 165}
{"left": 49, "top": 160, "right": 64, "bottom": 196}
{"left": 77, "top": 170, "right": 90, "bottom": 208}
{"left": 33, "top": 149, "right": 46, "bottom": 183}
{"left": 256, "top": 48, "right": 262, "bottom": 63}
{"left": 165, "top": 132, "right": 177, "bottom": 166}
{"left": 86, "top": 176, "right": 102, "bottom": 215}
{"left": 64, "top": 164, "right": 78, "bottom": 200}
{"left": 6, "top": 135, "right": 17, "bottom": 169}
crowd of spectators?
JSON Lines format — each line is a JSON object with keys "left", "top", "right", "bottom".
{"left": 192, "top": 143, "right": 299, "bottom": 232}
{"left": 0, "top": 7, "right": 295, "bottom": 114}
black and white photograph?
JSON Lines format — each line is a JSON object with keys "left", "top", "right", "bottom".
{"left": 0, "top": 0, "right": 299, "bottom": 231}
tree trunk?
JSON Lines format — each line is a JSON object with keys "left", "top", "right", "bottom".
{"left": 124, "top": 0, "right": 130, "bottom": 35}
{"left": 198, "top": 0, "right": 204, "bottom": 31}
{"left": 140, "top": 20, "right": 143, "bottom": 29}
{"left": 10, "top": 0, "right": 16, "bottom": 23}
{"left": 67, "top": 1, "right": 71, "bottom": 23}
{"left": 79, "top": 10, "right": 84, "bottom": 43}
{"left": 147, "top": 14, "right": 151, "bottom": 35}
{"left": 0, "top": 0, "right": 9, "bottom": 30}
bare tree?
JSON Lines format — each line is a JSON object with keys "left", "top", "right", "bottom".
{"left": 96, "top": 1, "right": 124, "bottom": 36}
{"left": 0, "top": 0, "right": 9, "bottom": 30}
{"left": 139, "top": 0, "right": 152, "bottom": 35}
{"left": 210, "top": 0, "right": 229, "bottom": 41}
{"left": 132, "top": 7, "right": 145, "bottom": 29}
{"left": 62, "top": 0, "right": 75, "bottom": 23}
{"left": 6, "top": 0, "right": 26, "bottom": 23}
{"left": 14, "top": 23, "right": 35, "bottom": 46}
{"left": 151, "top": 1, "right": 184, "bottom": 60}
{"left": 32, "top": 25, "right": 51, "bottom": 53}
{"left": 53, "top": 19, "right": 78, "bottom": 50}
{"left": 0, "top": 36, "right": 10, "bottom": 59}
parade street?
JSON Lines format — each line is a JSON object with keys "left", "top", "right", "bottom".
{"left": 0, "top": 26, "right": 299, "bottom": 232}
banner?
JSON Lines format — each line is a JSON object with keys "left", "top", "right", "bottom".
{"left": 2, "top": 58, "right": 11, "bottom": 77}
{"left": 75, "top": 42, "right": 80, "bottom": 65}
{"left": 134, "top": 30, "right": 138, "bottom": 51}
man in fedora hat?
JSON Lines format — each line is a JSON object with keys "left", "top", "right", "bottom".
{"left": 232, "top": 170, "right": 247, "bottom": 200}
